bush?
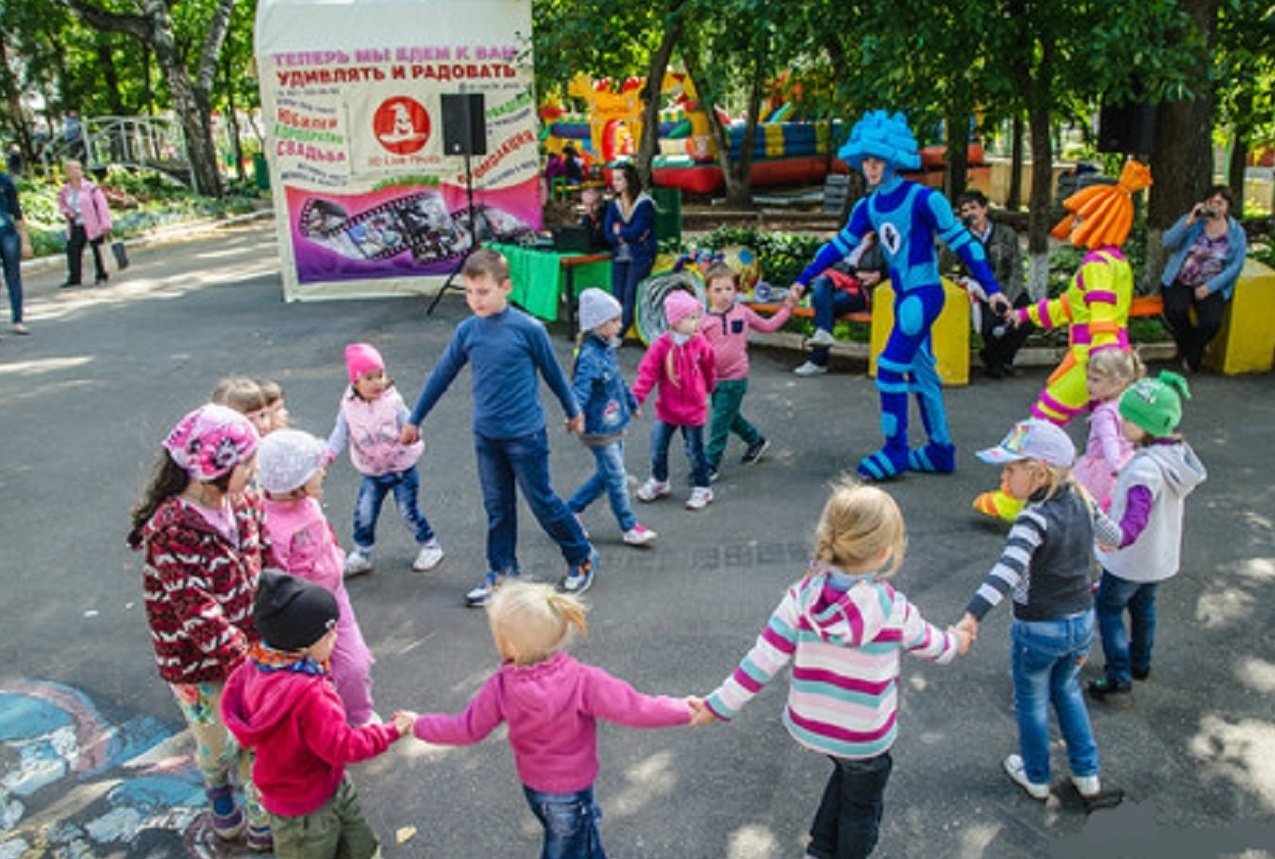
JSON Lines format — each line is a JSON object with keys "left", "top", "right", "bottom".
{"left": 697, "top": 225, "right": 823, "bottom": 286}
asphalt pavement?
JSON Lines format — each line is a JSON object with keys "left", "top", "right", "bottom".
{"left": 1, "top": 221, "right": 1273, "bottom": 858}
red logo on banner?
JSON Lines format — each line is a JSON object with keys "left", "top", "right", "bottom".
{"left": 373, "top": 97, "right": 431, "bottom": 154}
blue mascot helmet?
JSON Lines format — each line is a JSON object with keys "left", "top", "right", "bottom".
{"left": 839, "top": 110, "right": 921, "bottom": 173}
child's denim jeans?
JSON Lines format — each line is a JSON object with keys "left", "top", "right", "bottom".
{"left": 521, "top": 784, "right": 606, "bottom": 859}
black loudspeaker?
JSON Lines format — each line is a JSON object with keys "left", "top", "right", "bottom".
{"left": 441, "top": 93, "right": 487, "bottom": 156}
{"left": 1098, "top": 102, "right": 1156, "bottom": 155}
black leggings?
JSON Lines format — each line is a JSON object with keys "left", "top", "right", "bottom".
{"left": 1162, "top": 278, "right": 1225, "bottom": 371}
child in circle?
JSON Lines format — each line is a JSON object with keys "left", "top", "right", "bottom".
{"left": 127, "top": 404, "right": 273, "bottom": 849}
{"left": 1089, "top": 372, "right": 1206, "bottom": 699}
{"left": 694, "top": 482, "right": 969, "bottom": 858}
{"left": 256, "top": 378, "right": 290, "bottom": 434}
{"left": 567, "top": 288, "right": 656, "bottom": 546}
{"left": 1073, "top": 349, "right": 1142, "bottom": 510}
{"left": 212, "top": 376, "right": 275, "bottom": 438}
{"left": 632, "top": 290, "right": 716, "bottom": 510}
{"left": 329, "top": 343, "right": 443, "bottom": 578}
{"left": 398, "top": 581, "right": 694, "bottom": 859}
{"left": 959, "top": 420, "right": 1121, "bottom": 801}
{"left": 222, "top": 571, "right": 412, "bottom": 859}
{"left": 257, "top": 429, "right": 378, "bottom": 725}
{"left": 698, "top": 263, "right": 796, "bottom": 480}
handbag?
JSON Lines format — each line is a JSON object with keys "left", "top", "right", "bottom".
{"left": 111, "top": 240, "right": 129, "bottom": 270}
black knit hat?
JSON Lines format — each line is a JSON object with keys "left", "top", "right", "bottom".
{"left": 253, "top": 569, "right": 339, "bottom": 652}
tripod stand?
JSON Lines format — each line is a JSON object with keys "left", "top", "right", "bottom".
{"left": 426, "top": 150, "right": 478, "bottom": 315}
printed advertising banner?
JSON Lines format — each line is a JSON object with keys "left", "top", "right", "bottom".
{"left": 254, "top": 0, "right": 539, "bottom": 300}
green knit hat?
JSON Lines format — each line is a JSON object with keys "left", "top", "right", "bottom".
{"left": 1119, "top": 371, "right": 1191, "bottom": 437}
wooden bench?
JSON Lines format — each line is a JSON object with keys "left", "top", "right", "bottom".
{"left": 746, "top": 292, "right": 1164, "bottom": 327}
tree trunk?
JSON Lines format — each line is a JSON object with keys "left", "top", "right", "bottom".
{"left": 223, "top": 54, "right": 246, "bottom": 182}
{"left": 944, "top": 100, "right": 970, "bottom": 201}
{"left": 1228, "top": 132, "right": 1246, "bottom": 215}
{"left": 1008, "top": 113, "right": 1024, "bottom": 210}
{"left": 635, "top": 1, "right": 685, "bottom": 190}
{"left": 727, "top": 38, "right": 767, "bottom": 209}
{"left": 97, "top": 35, "right": 126, "bottom": 115}
{"left": 682, "top": 53, "right": 740, "bottom": 203}
{"left": 1024, "top": 34, "right": 1054, "bottom": 301}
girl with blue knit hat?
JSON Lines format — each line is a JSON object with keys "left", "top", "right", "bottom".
{"left": 1089, "top": 371, "right": 1207, "bottom": 700}
{"left": 790, "top": 111, "right": 1010, "bottom": 481}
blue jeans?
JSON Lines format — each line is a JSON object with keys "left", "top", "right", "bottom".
{"left": 1095, "top": 570, "right": 1159, "bottom": 685}
{"left": 1010, "top": 612, "right": 1099, "bottom": 785}
{"left": 475, "top": 429, "right": 591, "bottom": 575}
{"left": 0, "top": 229, "right": 22, "bottom": 324}
{"left": 610, "top": 256, "right": 652, "bottom": 336}
{"left": 522, "top": 785, "right": 606, "bottom": 859}
{"left": 807, "top": 752, "right": 892, "bottom": 859}
{"left": 649, "top": 420, "right": 709, "bottom": 488}
{"left": 568, "top": 440, "right": 636, "bottom": 532}
{"left": 809, "top": 275, "right": 868, "bottom": 367}
{"left": 352, "top": 465, "right": 435, "bottom": 551}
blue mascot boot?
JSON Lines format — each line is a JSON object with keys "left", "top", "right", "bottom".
{"left": 857, "top": 443, "right": 910, "bottom": 481}
{"left": 908, "top": 442, "right": 956, "bottom": 474}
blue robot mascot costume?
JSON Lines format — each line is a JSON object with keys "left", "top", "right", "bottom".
{"left": 793, "top": 111, "right": 1009, "bottom": 480}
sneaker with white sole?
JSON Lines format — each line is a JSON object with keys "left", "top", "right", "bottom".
{"left": 344, "top": 549, "right": 373, "bottom": 578}
{"left": 412, "top": 539, "right": 445, "bottom": 572}
{"left": 623, "top": 523, "right": 658, "bottom": 546}
{"left": 741, "top": 437, "right": 770, "bottom": 464}
{"left": 1003, "top": 754, "right": 1050, "bottom": 800}
{"left": 685, "top": 487, "right": 713, "bottom": 510}
{"left": 559, "top": 550, "right": 597, "bottom": 595}
{"left": 806, "top": 327, "right": 837, "bottom": 348}
{"left": 635, "top": 477, "right": 671, "bottom": 502}
{"left": 793, "top": 360, "right": 829, "bottom": 377}
{"left": 466, "top": 571, "right": 513, "bottom": 608}
{"left": 1071, "top": 773, "right": 1101, "bottom": 798}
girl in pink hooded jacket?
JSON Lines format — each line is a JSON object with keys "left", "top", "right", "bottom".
{"left": 631, "top": 289, "right": 717, "bottom": 510}
{"left": 400, "top": 581, "right": 694, "bottom": 859}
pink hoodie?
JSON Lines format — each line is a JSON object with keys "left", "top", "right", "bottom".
{"left": 699, "top": 302, "right": 793, "bottom": 381}
{"left": 630, "top": 332, "right": 716, "bottom": 427}
{"left": 412, "top": 650, "right": 690, "bottom": 793}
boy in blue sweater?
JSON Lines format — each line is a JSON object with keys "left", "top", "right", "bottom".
{"left": 401, "top": 249, "right": 597, "bottom": 606}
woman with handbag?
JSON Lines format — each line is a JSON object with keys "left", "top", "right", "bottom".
{"left": 56, "top": 158, "right": 112, "bottom": 287}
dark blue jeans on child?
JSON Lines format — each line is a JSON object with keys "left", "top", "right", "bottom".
{"left": 806, "top": 751, "right": 892, "bottom": 859}
{"left": 522, "top": 784, "right": 606, "bottom": 859}
{"left": 352, "top": 465, "right": 435, "bottom": 550}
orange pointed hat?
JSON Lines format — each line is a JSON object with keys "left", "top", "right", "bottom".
{"left": 1051, "top": 160, "right": 1152, "bottom": 250}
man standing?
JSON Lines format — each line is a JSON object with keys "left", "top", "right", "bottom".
{"left": 950, "top": 191, "right": 1029, "bottom": 378}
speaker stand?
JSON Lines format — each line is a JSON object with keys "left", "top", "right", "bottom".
{"left": 427, "top": 151, "right": 479, "bottom": 316}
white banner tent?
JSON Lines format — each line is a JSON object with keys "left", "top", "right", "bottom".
{"left": 254, "top": 0, "right": 540, "bottom": 301}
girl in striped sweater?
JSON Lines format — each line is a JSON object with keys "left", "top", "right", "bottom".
{"left": 693, "top": 482, "right": 969, "bottom": 859}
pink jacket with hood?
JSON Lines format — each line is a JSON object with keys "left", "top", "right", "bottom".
{"left": 630, "top": 332, "right": 716, "bottom": 426}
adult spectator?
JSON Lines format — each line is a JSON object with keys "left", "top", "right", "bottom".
{"left": 64, "top": 109, "right": 86, "bottom": 160}
{"left": 56, "top": 158, "right": 112, "bottom": 287}
{"left": 603, "top": 162, "right": 657, "bottom": 337}
{"left": 948, "top": 190, "right": 1030, "bottom": 378}
{"left": 563, "top": 144, "right": 584, "bottom": 184}
{"left": 0, "top": 168, "right": 33, "bottom": 337}
{"left": 1160, "top": 185, "right": 1248, "bottom": 373}
{"left": 790, "top": 235, "right": 889, "bottom": 376}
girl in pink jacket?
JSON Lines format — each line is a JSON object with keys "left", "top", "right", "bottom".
{"left": 1074, "top": 349, "right": 1141, "bottom": 510}
{"left": 257, "top": 429, "right": 378, "bottom": 726}
{"left": 400, "top": 581, "right": 694, "bottom": 859}
{"left": 631, "top": 289, "right": 717, "bottom": 510}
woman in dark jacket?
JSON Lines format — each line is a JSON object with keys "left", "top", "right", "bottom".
{"left": 603, "top": 163, "right": 658, "bottom": 337}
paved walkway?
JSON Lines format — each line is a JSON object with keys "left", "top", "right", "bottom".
{"left": 1, "top": 222, "right": 1273, "bottom": 858}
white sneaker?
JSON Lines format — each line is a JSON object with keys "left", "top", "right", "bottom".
{"left": 806, "top": 327, "right": 837, "bottom": 348}
{"left": 1003, "top": 754, "right": 1050, "bottom": 800}
{"left": 793, "top": 360, "right": 829, "bottom": 377}
{"left": 635, "top": 478, "right": 671, "bottom": 502}
{"left": 623, "top": 523, "right": 658, "bottom": 546}
{"left": 412, "top": 539, "right": 445, "bottom": 572}
{"left": 1071, "top": 773, "right": 1101, "bottom": 798}
{"left": 685, "top": 487, "right": 713, "bottom": 510}
{"left": 344, "top": 550, "right": 373, "bottom": 578}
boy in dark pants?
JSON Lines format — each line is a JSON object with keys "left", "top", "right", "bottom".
{"left": 402, "top": 249, "right": 598, "bottom": 606}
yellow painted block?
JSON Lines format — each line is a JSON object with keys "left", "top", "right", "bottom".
{"left": 764, "top": 124, "right": 785, "bottom": 159}
{"left": 869, "top": 278, "right": 971, "bottom": 386}
{"left": 1204, "top": 258, "right": 1275, "bottom": 375}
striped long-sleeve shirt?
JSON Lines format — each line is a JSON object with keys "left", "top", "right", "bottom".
{"left": 705, "top": 571, "right": 959, "bottom": 760}
{"left": 966, "top": 484, "right": 1120, "bottom": 622}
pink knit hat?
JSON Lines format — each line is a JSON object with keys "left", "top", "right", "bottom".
{"left": 345, "top": 343, "right": 385, "bottom": 382}
{"left": 663, "top": 290, "right": 702, "bottom": 327}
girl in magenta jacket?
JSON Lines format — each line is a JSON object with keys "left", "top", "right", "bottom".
{"left": 631, "top": 289, "right": 717, "bottom": 510}
{"left": 400, "top": 581, "right": 694, "bottom": 859}
{"left": 56, "top": 158, "right": 112, "bottom": 286}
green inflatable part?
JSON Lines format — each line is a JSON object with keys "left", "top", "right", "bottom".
{"left": 666, "top": 119, "right": 692, "bottom": 139}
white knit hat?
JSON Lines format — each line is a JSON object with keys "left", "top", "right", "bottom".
{"left": 578, "top": 288, "right": 622, "bottom": 333}
{"left": 257, "top": 429, "right": 329, "bottom": 494}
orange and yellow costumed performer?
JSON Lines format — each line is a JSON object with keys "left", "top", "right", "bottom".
{"left": 974, "top": 160, "right": 1152, "bottom": 520}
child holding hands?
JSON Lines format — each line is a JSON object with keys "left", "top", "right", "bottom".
{"left": 694, "top": 482, "right": 969, "bottom": 859}
{"left": 1088, "top": 372, "right": 1206, "bottom": 699}
{"left": 698, "top": 263, "right": 795, "bottom": 480}
{"left": 567, "top": 288, "right": 657, "bottom": 546}
{"left": 1073, "top": 349, "right": 1142, "bottom": 510}
{"left": 223, "top": 571, "right": 411, "bottom": 859}
{"left": 632, "top": 290, "right": 716, "bottom": 510}
{"left": 400, "top": 581, "right": 694, "bottom": 858}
